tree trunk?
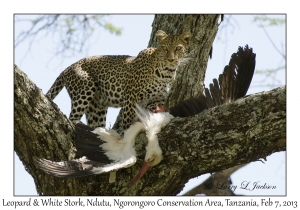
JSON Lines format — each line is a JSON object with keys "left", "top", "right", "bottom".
{"left": 149, "top": 14, "right": 220, "bottom": 109}
{"left": 14, "top": 14, "right": 286, "bottom": 195}
{"left": 14, "top": 64, "right": 285, "bottom": 195}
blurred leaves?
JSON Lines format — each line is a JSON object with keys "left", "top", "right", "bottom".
{"left": 253, "top": 15, "right": 285, "bottom": 27}
{"left": 104, "top": 23, "right": 122, "bottom": 35}
{"left": 252, "top": 15, "right": 286, "bottom": 88}
{"left": 15, "top": 15, "right": 122, "bottom": 60}
{"left": 253, "top": 66, "right": 285, "bottom": 88}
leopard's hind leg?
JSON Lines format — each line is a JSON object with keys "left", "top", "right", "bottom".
{"left": 85, "top": 95, "right": 108, "bottom": 128}
{"left": 67, "top": 86, "right": 96, "bottom": 126}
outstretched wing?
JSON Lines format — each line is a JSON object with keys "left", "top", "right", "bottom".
{"left": 36, "top": 155, "right": 137, "bottom": 178}
{"left": 36, "top": 156, "right": 106, "bottom": 178}
{"left": 169, "top": 45, "right": 256, "bottom": 117}
{"left": 36, "top": 123, "right": 142, "bottom": 177}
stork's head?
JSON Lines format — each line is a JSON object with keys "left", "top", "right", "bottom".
{"left": 129, "top": 149, "right": 163, "bottom": 188}
{"left": 145, "top": 151, "right": 163, "bottom": 167}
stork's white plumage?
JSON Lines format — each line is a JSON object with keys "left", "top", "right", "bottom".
{"left": 130, "top": 105, "right": 173, "bottom": 187}
{"left": 135, "top": 104, "right": 173, "bottom": 164}
{"left": 88, "top": 121, "right": 144, "bottom": 181}
{"left": 94, "top": 121, "right": 143, "bottom": 168}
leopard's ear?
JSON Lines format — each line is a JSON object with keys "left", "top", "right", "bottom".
{"left": 156, "top": 30, "right": 168, "bottom": 45}
{"left": 180, "top": 31, "right": 192, "bottom": 46}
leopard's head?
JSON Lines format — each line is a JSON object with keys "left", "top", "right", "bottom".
{"left": 156, "top": 30, "right": 192, "bottom": 70}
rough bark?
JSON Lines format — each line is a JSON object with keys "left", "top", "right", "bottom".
{"left": 14, "top": 64, "right": 286, "bottom": 195}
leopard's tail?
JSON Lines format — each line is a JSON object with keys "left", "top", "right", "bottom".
{"left": 46, "top": 72, "right": 65, "bottom": 100}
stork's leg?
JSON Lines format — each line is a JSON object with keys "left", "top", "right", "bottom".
{"left": 109, "top": 171, "right": 117, "bottom": 183}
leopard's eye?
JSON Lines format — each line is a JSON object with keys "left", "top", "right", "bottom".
{"left": 161, "top": 46, "right": 168, "bottom": 51}
{"left": 176, "top": 46, "right": 183, "bottom": 50}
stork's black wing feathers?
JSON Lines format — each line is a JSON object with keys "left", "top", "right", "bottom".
{"left": 36, "top": 124, "right": 114, "bottom": 177}
{"left": 210, "top": 79, "right": 221, "bottom": 106}
{"left": 169, "top": 45, "right": 255, "bottom": 117}
{"left": 74, "top": 124, "right": 111, "bottom": 163}
{"left": 234, "top": 46, "right": 256, "bottom": 97}
{"left": 169, "top": 95, "right": 208, "bottom": 118}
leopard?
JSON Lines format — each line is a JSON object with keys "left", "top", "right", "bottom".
{"left": 46, "top": 30, "right": 192, "bottom": 133}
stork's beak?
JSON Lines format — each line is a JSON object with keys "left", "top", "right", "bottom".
{"left": 129, "top": 162, "right": 150, "bottom": 188}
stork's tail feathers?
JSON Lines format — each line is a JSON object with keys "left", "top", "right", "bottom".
{"left": 169, "top": 45, "right": 256, "bottom": 118}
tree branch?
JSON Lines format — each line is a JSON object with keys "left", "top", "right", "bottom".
{"left": 14, "top": 64, "right": 286, "bottom": 195}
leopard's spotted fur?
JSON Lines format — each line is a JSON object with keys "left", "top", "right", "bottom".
{"left": 46, "top": 30, "right": 191, "bottom": 131}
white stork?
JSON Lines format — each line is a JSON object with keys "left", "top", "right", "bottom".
{"left": 36, "top": 120, "right": 143, "bottom": 180}
{"left": 36, "top": 105, "right": 173, "bottom": 184}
